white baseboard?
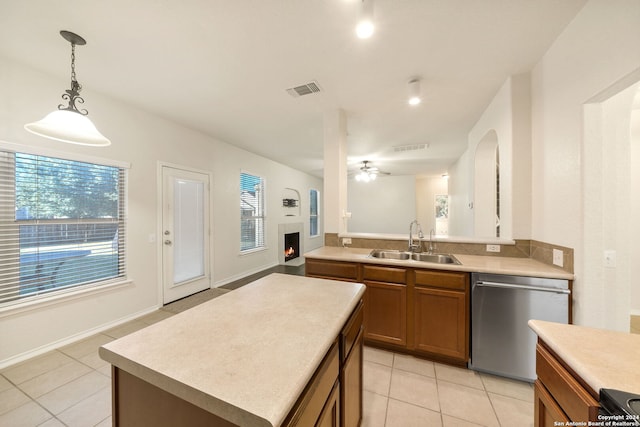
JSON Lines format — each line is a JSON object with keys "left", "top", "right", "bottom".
{"left": 213, "top": 262, "right": 279, "bottom": 288}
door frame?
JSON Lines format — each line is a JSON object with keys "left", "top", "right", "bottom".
{"left": 156, "top": 161, "right": 214, "bottom": 306}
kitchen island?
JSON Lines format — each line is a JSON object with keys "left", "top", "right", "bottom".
{"left": 99, "top": 273, "right": 366, "bottom": 427}
{"left": 529, "top": 320, "right": 640, "bottom": 426}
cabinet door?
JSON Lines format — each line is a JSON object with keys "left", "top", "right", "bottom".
{"left": 414, "top": 287, "right": 467, "bottom": 361}
{"left": 341, "top": 329, "right": 363, "bottom": 427}
{"left": 364, "top": 280, "right": 407, "bottom": 346}
{"left": 534, "top": 380, "right": 570, "bottom": 427}
{"left": 316, "top": 382, "right": 340, "bottom": 427}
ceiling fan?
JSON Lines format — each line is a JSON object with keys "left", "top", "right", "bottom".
{"left": 350, "top": 160, "right": 390, "bottom": 182}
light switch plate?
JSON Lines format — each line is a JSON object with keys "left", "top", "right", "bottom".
{"left": 604, "top": 250, "right": 616, "bottom": 268}
{"left": 553, "top": 249, "right": 563, "bottom": 267}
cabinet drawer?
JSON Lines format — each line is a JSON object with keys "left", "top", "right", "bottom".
{"left": 535, "top": 343, "right": 599, "bottom": 422}
{"left": 341, "top": 301, "right": 363, "bottom": 362}
{"left": 415, "top": 269, "right": 468, "bottom": 290}
{"left": 363, "top": 265, "right": 406, "bottom": 283}
{"left": 306, "top": 259, "right": 359, "bottom": 281}
{"left": 283, "top": 341, "right": 340, "bottom": 427}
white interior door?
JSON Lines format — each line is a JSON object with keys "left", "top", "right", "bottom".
{"left": 162, "top": 166, "right": 211, "bottom": 304}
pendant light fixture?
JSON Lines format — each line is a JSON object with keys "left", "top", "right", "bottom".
{"left": 355, "top": 0, "right": 375, "bottom": 39}
{"left": 25, "top": 31, "right": 111, "bottom": 147}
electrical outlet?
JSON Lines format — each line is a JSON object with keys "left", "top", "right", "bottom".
{"left": 342, "top": 237, "right": 352, "bottom": 245}
{"left": 486, "top": 244, "right": 500, "bottom": 253}
{"left": 553, "top": 249, "right": 563, "bottom": 267}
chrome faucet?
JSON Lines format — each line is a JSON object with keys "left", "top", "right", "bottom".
{"left": 427, "top": 229, "right": 436, "bottom": 254}
{"left": 408, "top": 220, "right": 424, "bottom": 252}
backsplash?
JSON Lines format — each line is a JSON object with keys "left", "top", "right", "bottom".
{"left": 324, "top": 233, "right": 574, "bottom": 273}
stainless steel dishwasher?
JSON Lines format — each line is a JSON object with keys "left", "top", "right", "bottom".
{"left": 469, "top": 272, "right": 570, "bottom": 382}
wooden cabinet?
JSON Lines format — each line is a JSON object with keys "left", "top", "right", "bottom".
{"left": 362, "top": 265, "right": 408, "bottom": 346}
{"left": 534, "top": 341, "right": 599, "bottom": 426}
{"left": 413, "top": 270, "right": 469, "bottom": 362}
{"left": 340, "top": 302, "right": 364, "bottom": 427}
{"left": 306, "top": 258, "right": 471, "bottom": 364}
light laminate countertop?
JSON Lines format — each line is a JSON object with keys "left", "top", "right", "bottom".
{"left": 305, "top": 246, "right": 574, "bottom": 280}
{"left": 529, "top": 320, "right": 640, "bottom": 394}
{"left": 99, "top": 273, "right": 366, "bottom": 427}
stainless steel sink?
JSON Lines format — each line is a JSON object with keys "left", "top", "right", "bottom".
{"left": 411, "top": 252, "right": 461, "bottom": 264}
{"left": 368, "top": 249, "right": 411, "bottom": 260}
{"left": 368, "top": 250, "right": 461, "bottom": 265}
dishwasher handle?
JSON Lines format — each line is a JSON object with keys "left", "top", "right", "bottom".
{"left": 475, "top": 280, "right": 571, "bottom": 295}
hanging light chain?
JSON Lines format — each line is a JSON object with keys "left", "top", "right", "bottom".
{"left": 59, "top": 39, "right": 87, "bottom": 115}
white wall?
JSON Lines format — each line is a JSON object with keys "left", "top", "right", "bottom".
{"left": 347, "top": 175, "right": 416, "bottom": 234}
{"left": 448, "top": 74, "right": 532, "bottom": 240}
{"left": 0, "top": 57, "right": 323, "bottom": 365}
{"left": 530, "top": 0, "right": 640, "bottom": 327}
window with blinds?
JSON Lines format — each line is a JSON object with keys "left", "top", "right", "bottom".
{"left": 0, "top": 150, "right": 127, "bottom": 306}
{"left": 240, "top": 172, "right": 265, "bottom": 252}
{"left": 310, "top": 189, "right": 319, "bottom": 237}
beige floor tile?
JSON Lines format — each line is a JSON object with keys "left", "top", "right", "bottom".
{"left": 362, "top": 390, "right": 388, "bottom": 427}
{"left": 0, "top": 386, "right": 31, "bottom": 415}
{"left": 37, "top": 371, "right": 110, "bottom": 415}
{"left": 103, "top": 320, "right": 149, "bottom": 339}
{"left": 389, "top": 369, "right": 440, "bottom": 412}
{"left": 2, "top": 351, "right": 73, "bottom": 385}
{"left": 438, "top": 381, "right": 499, "bottom": 427}
{"left": 364, "top": 361, "right": 392, "bottom": 396}
{"left": 442, "top": 414, "right": 486, "bottom": 426}
{"left": 435, "top": 363, "right": 484, "bottom": 390}
{"left": 38, "top": 418, "right": 67, "bottom": 427}
{"left": 19, "top": 360, "right": 92, "bottom": 399}
{"left": 0, "top": 375, "right": 12, "bottom": 393}
{"left": 489, "top": 392, "right": 534, "bottom": 427}
{"left": 363, "top": 346, "right": 394, "bottom": 367}
{"left": 77, "top": 350, "right": 110, "bottom": 370}
{"left": 386, "top": 398, "right": 443, "bottom": 427}
{"left": 137, "top": 309, "right": 174, "bottom": 325}
{"left": 59, "top": 334, "right": 113, "bottom": 360}
{"left": 97, "top": 364, "right": 112, "bottom": 378}
{"left": 393, "top": 353, "right": 436, "bottom": 378}
{"left": 95, "top": 415, "right": 112, "bottom": 427}
{"left": 480, "top": 373, "right": 533, "bottom": 402}
{"left": 57, "top": 386, "right": 111, "bottom": 427}
{"left": 0, "top": 401, "right": 52, "bottom": 427}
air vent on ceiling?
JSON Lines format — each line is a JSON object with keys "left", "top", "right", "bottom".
{"left": 286, "top": 81, "right": 322, "bottom": 98}
{"left": 393, "top": 143, "right": 429, "bottom": 153}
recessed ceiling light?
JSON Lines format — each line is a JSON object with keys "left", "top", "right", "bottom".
{"left": 355, "top": 0, "right": 374, "bottom": 39}
{"left": 408, "top": 78, "right": 422, "bottom": 106}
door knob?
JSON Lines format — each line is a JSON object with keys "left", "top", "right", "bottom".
{"left": 164, "top": 240, "right": 172, "bottom": 245}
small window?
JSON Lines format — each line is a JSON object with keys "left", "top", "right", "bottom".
{"left": 240, "top": 172, "right": 266, "bottom": 252}
{"left": 435, "top": 194, "right": 449, "bottom": 236}
{"left": 310, "top": 189, "right": 319, "bottom": 237}
{"left": 0, "top": 151, "right": 127, "bottom": 306}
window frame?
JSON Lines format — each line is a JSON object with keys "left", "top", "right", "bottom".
{"left": 240, "top": 170, "right": 267, "bottom": 254}
{"left": 0, "top": 141, "right": 130, "bottom": 311}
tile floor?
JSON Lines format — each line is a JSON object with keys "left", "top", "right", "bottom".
{"left": 1, "top": 266, "right": 534, "bottom": 426}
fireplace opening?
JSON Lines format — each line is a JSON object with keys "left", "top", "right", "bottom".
{"left": 284, "top": 232, "right": 300, "bottom": 262}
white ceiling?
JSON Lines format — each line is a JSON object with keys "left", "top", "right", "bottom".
{"left": 0, "top": 0, "right": 587, "bottom": 178}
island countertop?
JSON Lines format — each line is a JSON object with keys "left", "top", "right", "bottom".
{"left": 99, "top": 273, "right": 366, "bottom": 427}
{"left": 529, "top": 319, "right": 640, "bottom": 395}
{"left": 304, "top": 246, "right": 574, "bottom": 280}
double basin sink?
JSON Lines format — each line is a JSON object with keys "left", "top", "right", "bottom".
{"left": 369, "top": 249, "right": 461, "bottom": 265}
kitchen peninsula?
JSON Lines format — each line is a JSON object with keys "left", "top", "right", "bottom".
{"left": 99, "top": 273, "right": 366, "bottom": 427}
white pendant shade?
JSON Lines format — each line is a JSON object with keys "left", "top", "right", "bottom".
{"left": 24, "top": 109, "right": 111, "bottom": 147}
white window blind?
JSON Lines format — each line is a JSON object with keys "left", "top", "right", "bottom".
{"left": 310, "top": 189, "right": 319, "bottom": 237}
{"left": 240, "top": 172, "right": 265, "bottom": 252}
{"left": 0, "top": 151, "right": 127, "bottom": 306}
